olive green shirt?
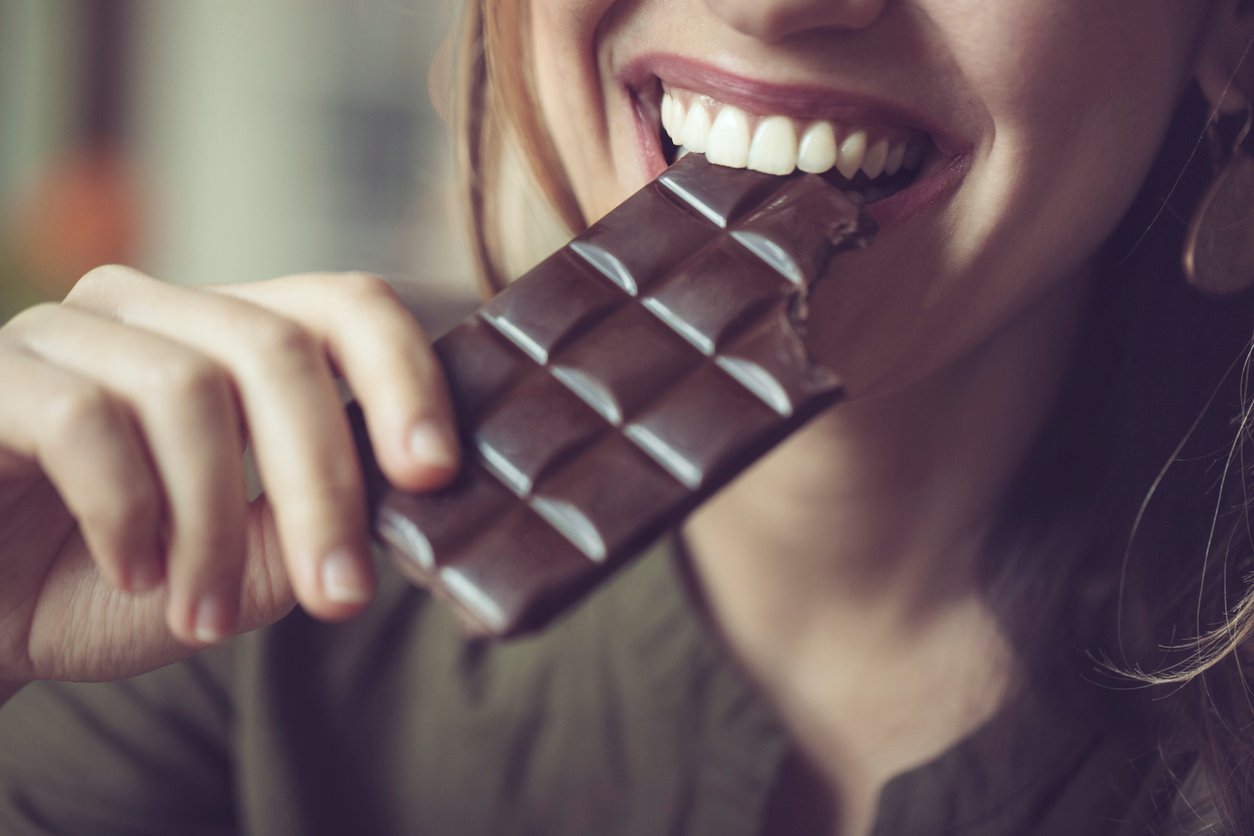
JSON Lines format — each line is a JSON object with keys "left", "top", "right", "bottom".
{"left": 0, "top": 540, "right": 1225, "bottom": 835}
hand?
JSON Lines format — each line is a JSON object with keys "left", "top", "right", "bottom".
{"left": 0, "top": 266, "right": 458, "bottom": 686}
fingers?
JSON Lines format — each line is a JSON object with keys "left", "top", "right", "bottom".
{"left": 0, "top": 343, "right": 164, "bottom": 593}
{"left": 66, "top": 268, "right": 372, "bottom": 623}
{"left": 4, "top": 265, "right": 457, "bottom": 644}
{"left": 6, "top": 303, "right": 248, "bottom": 644}
{"left": 65, "top": 267, "right": 459, "bottom": 624}
{"left": 214, "top": 272, "right": 460, "bottom": 492}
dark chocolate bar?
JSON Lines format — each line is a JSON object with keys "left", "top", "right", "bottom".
{"left": 353, "top": 155, "right": 873, "bottom": 637}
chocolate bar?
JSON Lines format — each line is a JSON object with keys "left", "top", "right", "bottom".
{"left": 352, "top": 155, "right": 874, "bottom": 637}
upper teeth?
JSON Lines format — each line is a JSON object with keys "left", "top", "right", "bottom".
{"left": 662, "top": 88, "right": 927, "bottom": 180}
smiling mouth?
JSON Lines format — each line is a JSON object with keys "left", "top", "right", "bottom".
{"left": 647, "top": 81, "right": 938, "bottom": 204}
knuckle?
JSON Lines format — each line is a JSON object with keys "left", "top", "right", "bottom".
{"left": 66, "top": 264, "right": 144, "bottom": 302}
{"left": 146, "top": 355, "right": 229, "bottom": 405}
{"left": 44, "top": 381, "right": 118, "bottom": 441}
{"left": 250, "top": 317, "right": 319, "bottom": 367}
{"left": 338, "top": 271, "right": 396, "bottom": 304}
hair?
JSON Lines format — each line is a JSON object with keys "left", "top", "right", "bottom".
{"left": 977, "top": 82, "right": 1254, "bottom": 826}
{"left": 450, "top": 0, "right": 1254, "bottom": 828}
{"left": 453, "top": 0, "right": 580, "bottom": 296}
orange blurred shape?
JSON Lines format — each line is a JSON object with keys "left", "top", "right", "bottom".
{"left": 9, "top": 145, "right": 143, "bottom": 298}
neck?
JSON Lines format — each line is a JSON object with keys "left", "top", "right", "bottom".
{"left": 680, "top": 274, "right": 1089, "bottom": 824}
{"left": 685, "top": 274, "right": 1087, "bottom": 644}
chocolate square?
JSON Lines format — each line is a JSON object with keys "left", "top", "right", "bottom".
{"left": 474, "top": 374, "right": 605, "bottom": 495}
{"left": 530, "top": 434, "right": 689, "bottom": 561}
{"left": 481, "top": 249, "right": 622, "bottom": 364}
{"left": 550, "top": 305, "right": 702, "bottom": 424}
{"left": 643, "top": 238, "right": 788, "bottom": 354}
{"left": 624, "top": 363, "right": 781, "bottom": 490}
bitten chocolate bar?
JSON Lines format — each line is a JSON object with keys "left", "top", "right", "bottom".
{"left": 352, "top": 155, "right": 874, "bottom": 637}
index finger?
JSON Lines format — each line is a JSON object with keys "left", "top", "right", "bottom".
{"left": 214, "top": 272, "right": 461, "bottom": 493}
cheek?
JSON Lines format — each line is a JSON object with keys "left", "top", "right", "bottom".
{"left": 940, "top": 1, "right": 1202, "bottom": 287}
{"left": 530, "top": 0, "right": 624, "bottom": 213}
{"left": 961, "top": 2, "right": 1200, "bottom": 196}
{"left": 530, "top": 1, "right": 603, "bottom": 135}
{"left": 806, "top": 3, "right": 1208, "bottom": 394}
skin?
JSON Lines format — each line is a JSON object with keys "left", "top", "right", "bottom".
{"left": 0, "top": 269, "right": 460, "bottom": 682}
{"left": 0, "top": 1, "right": 1249, "bottom": 834}
{"left": 529, "top": 0, "right": 1254, "bottom": 832}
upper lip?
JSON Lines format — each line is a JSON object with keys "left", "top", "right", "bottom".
{"left": 621, "top": 53, "right": 968, "bottom": 157}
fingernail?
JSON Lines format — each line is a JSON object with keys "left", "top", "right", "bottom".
{"left": 408, "top": 420, "right": 457, "bottom": 469}
{"left": 193, "top": 593, "right": 232, "bottom": 644}
{"left": 321, "top": 549, "right": 372, "bottom": 605}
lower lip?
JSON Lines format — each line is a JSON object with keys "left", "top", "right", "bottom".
{"left": 630, "top": 93, "right": 968, "bottom": 235}
{"left": 863, "top": 153, "right": 969, "bottom": 231}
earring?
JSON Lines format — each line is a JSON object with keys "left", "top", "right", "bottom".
{"left": 1183, "top": 106, "right": 1254, "bottom": 296}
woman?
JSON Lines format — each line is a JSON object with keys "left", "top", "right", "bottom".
{"left": 0, "top": 0, "right": 1252, "bottom": 833}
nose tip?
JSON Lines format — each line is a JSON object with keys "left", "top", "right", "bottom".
{"left": 703, "top": 0, "right": 888, "bottom": 42}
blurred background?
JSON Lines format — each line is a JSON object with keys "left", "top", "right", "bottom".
{"left": 0, "top": 0, "right": 475, "bottom": 327}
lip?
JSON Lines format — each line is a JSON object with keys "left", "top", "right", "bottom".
{"left": 622, "top": 53, "right": 972, "bottom": 233}
{"left": 622, "top": 54, "right": 969, "bottom": 157}
{"left": 860, "top": 152, "right": 969, "bottom": 230}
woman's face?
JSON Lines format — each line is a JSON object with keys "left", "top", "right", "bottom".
{"left": 527, "top": 0, "right": 1217, "bottom": 395}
